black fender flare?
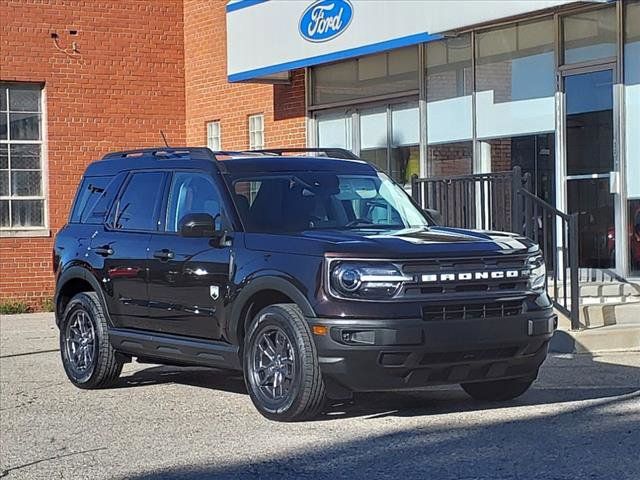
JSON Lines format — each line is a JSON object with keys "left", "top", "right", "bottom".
{"left": 226, "top": 276, "right": 316, "bottom": 346}
{"left": 54, "top": 266, "right": 111, "bottom": 327}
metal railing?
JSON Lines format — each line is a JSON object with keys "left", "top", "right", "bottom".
{"left": 410, "top": 167, "right": 528, "bottom": 233}
{"left": 411, "top": 167, "right": 581, "bottom": 330}
{"left": 517, "top": 188, "right": 580, "bottom": 329}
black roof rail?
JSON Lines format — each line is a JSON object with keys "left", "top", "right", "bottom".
{"left": 101, "top": 147, "right": 215, "bottom": 161}
{"left": 251, "top": 147, "right": 360, "bottom": 160}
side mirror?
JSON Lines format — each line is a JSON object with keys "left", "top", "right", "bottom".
{"left": 423, "top": 208, "right": 443, "bottom": 225}
{"left": 178, "top": 213, "right": 219, "bottom": 238}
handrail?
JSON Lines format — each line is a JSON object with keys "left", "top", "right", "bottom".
{"left": 412, "top": 166, "right": 581, "bottom": 330}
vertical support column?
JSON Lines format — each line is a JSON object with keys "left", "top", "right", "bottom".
{"left": 569, "top": 213, "right": 581, "bottom": 330}
{"left": 554, "top": 89, "right": 567, "bottom": 281}
{"left": 613, "top": 82, "right": 629, "bottom": 278}
{"left": 418, "top": 43, "right": 428, "bottom": 178}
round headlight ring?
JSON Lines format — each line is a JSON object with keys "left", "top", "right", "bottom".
{"left": 335, "top": 265, "right": 362, "bottom": 292}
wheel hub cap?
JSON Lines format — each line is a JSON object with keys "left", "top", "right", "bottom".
{"left": 64, "top": 310, "right": 96, "bottom": 374}
{"left": 252, "top": 327, "right": 295, "bottom": 402}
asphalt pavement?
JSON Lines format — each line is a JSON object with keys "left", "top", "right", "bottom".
{"left": 1, "top": 313, "right": 639, "bottom": 480}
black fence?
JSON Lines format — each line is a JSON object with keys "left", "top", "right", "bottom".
{"left": 411, "top": 167, "right": 581, "bottom": 329}
{"left": 410, "top": 168, "right": 528, "bottom": 233}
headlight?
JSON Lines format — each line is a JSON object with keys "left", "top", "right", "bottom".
{"left": 329, "top": 261, "right": 412, "bottom": 299}
{"left": 528, "top": 255, "right": 546, "bottom": 292}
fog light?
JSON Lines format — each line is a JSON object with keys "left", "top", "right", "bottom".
{"left": 341, "top": 330, "right": 375, "bottom": 345}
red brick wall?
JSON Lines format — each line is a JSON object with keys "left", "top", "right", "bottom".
{"left": 183, "top": 0, "right": 306, "bottom": 149}
{"left": 0, "top": 0, "right": 186, "bottom": 309}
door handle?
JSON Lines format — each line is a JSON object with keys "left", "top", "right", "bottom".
{"left": 93, "top": 245, "right": 114, "bottom": 257}
{"left": 153, "top": 249, "right": 175, "bottom": 261}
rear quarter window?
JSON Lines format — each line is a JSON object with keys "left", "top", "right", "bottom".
{"left": 69, "top": 173, "right": 126, "bottom": 224}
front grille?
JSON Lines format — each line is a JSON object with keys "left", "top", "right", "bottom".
{"left": 422, "top": 300, "right": 524, "bottom": 321}
{"left": 399, "top": 254, "right": 531, "bottom": 299}
{"left": 420, "top": 346, "right": 520, "bottom": 365}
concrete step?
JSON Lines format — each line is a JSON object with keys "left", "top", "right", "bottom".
{"left": 551, "top": 281, "right": 640, "bottom": 301}
{"left": 581, "top": 302, "right": 640, "bottom": 328}
{"left": 550, "top": 324, "right": 640, "bottom": 354}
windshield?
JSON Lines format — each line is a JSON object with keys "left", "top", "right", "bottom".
{"left": 229, "top": 171, "right": 430, "bottom": 233}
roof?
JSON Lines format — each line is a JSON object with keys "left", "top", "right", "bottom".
{"left": 221, "top": 156, "right": 376, "bottom": 175}
{"left": 81, "top": 147, "right": 376, "bottom": 177}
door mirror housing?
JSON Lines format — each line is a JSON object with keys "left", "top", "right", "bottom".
{"left": 178, "top": 213, "right": 220, "bottom": 238}
{"left": 423, "top": 208, "right": 443, "bottom": 225}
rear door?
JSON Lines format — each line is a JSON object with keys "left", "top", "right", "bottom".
{"left": 146, "top": 170, "right": 232, "bottom": 339}
{"left": 92, "top": 171, "right": 166, "bottom": 329}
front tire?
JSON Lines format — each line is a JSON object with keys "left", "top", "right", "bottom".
{"left": 244, "top": 304, "right": 326, "bottom": 421}
{"left": 461, "top": 376, "right": 535, "bottom": 402}
{"left": 59, "top": 292, "right": 123, "bottom": 389}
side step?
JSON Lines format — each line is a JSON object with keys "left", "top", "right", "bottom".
{"left": 109, "top": 328, "right": 241, "bottom": 370}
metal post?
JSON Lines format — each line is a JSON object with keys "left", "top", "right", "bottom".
{"left": 511, "top": 166, "right": 522, "bottom": 234}
{"left": 411, "top": 173, "right": 419, "bottom": 204}
{"left": 569, "top": 213, "right": 581, "bottom": 330}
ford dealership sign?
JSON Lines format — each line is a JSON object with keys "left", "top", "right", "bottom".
{"left": 299, "top": 0, "right": 353, "bottom": 43}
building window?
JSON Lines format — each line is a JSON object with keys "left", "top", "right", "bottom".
{"left": 311, "top": 46, "right": 419, "bottom": 105}
{"left": 0, "top": 83, "right": 45, "bottom": 230}
{"left": 248, "top": 114, "right": 264, "bottom": 150}
{"left": 206, "top": 121, "right": 221, "bottom": 151}
{"left": 425, "top": 33, "right": 473, "bottom": 176}
{"left": 562, "top": 6, "right": 617, "bottom": 65}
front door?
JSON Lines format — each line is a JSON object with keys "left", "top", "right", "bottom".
{"left": 564, "top": 68, "right": 616, "bottom": 268}
{"left": 146, "top": 171, "right": 231, "bottom": 339}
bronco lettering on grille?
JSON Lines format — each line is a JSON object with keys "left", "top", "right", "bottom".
{"left": 421, "top": 270, "right": 520, "bottom": 282}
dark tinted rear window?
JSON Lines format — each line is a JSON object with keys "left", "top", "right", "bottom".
{"left": 110, "top": 172, "right": 165, "bottom": 231}
{"left": 70, "top": 176, "right": 112, "bottom": 224}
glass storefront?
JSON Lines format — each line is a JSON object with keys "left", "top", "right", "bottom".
{"left": 309, "top": 1, "right": 638, "bottom": 277}
{"left": 625, "top": 0, "right": 640, "bottom": 276}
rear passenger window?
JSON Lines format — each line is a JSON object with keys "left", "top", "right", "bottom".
{"left": 70, "top": 176, "right": 112, "bottom": 223}
{"left": 166, "top": 172, "right": 221, "bottom": 232}
{"left": 111, "top": 172, "right": 164, "bottom": 231}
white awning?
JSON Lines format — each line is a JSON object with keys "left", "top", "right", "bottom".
{"left": 226, "top": 0, "right": 601, "bottom": 82}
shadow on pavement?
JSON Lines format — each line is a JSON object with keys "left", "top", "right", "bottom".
{"left": 119, "top": 386, "right": 640, "bottom": 479}
{"left": 116, "top": 354, "right": 640, "bottom": 422}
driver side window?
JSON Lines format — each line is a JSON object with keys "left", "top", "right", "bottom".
{"left": 166, "top": 172, "right": 221, "bottom": 233}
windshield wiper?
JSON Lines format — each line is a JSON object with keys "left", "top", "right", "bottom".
{"left": 342, "top": 223, "right": 403, "bottom": 230}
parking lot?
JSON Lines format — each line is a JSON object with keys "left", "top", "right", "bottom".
{"left": 1, "top": 313, "right": 639, "bottom": 480}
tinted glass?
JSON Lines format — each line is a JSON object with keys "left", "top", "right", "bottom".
{"left": 166, "top": 172, "right": 221, "bottom": 232}
{"left": 565, "top": 70, "right": 613, "bottom": 176}
{"left": 70, "top": 176, "right": 113, "bottom": 223}
{"left": 426, "top": 34, "right": 472, "bottom": 102}
{"left": 563, "top": 7, "right": 616, "bottom": 64}
{"left": 476, "top": 18, "right": 555, "bottom": 103}
{"left": 312, "top": 46, "right": 418, "bottom": 105}
{"left": 112, "top": 172, "right": 164, "bottom": 231}
{"left": 232, "top": 172, "right": 429, "bottom": 233}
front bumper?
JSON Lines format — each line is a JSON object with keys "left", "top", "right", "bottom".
{"left": 310, "top": 308, "right": 556, "bottom": 393}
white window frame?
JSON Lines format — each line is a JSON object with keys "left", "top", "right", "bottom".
{"left": 0, "top": 83, "right": 48, "bottom": 236}
{"left": 248, "top": 114, "right": 264, "bottom": 150}
{"left": 206, "top": 120, "right": 221, "bottom": 151}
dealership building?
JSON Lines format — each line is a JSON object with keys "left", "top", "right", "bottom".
{"left": 0, "top": 0, "right": 639, "bottom": 307}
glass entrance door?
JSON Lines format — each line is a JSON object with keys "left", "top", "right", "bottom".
{"left": 564, "top": 69, "right": 615, "bottom": 268}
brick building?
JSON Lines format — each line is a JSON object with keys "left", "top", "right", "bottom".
{"left": 1, "top": 0, "right": 639, "bottom": 308}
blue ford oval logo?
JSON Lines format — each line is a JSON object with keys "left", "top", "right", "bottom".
{"left": 299, "top": 0, "right": 353, "bottom": 43}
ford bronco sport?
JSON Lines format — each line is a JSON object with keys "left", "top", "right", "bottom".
{"left": 53, "top": 147, "right": 556, "bottom": 421}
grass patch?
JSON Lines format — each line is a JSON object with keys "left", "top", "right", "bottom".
{"left": 41, "top": 297, "right": 55, "bottom": 312}
{"left": 0, "top": 300, "right": 31, "bottom": 315}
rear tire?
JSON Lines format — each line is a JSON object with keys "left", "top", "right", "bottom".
{"left": 461, "top": 376, "right": 535, "bottom": 402}
{"left": 244, "top": 303, "right": 326, "bottom": 421}
{"left": 59, "top": 292, "right": 123, "bottom": 389}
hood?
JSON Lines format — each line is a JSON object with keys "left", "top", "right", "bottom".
{"left": 243, "top": 226, "right": 535, "bottom": 258}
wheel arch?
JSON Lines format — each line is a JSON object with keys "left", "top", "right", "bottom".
{"left": 55, "top": 267, "right": 109, "bottom": 327}
{"left": 228, "top": 276, "right": 316, "bottom": 349}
